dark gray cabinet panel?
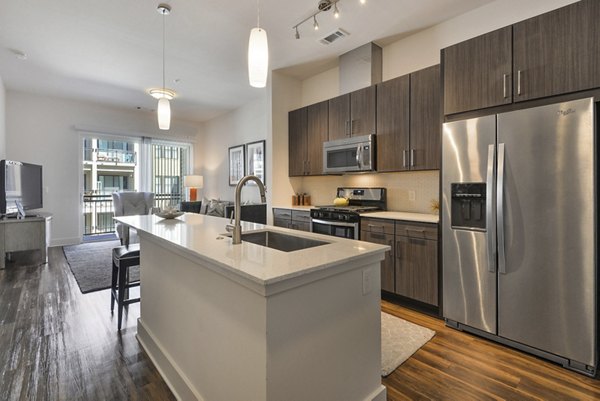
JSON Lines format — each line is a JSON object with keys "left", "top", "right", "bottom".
{"left": 395, "top": 222, "right": 438, "bottom": 306}
{"left": 328, "top": 87, "right": 376, "bottom": 140}
{"left": 513, "top": 0, "right": 600, "bottom": 102}
{"left": 350, "top": 86, "right": 377, "bottom": 137}
{"left": 288, "top": 101, "right": 328, "bottom": 177}
{"left": 410, "top": 65, "right": 441, "bottom": 170}
{"left": 361, "top": 230, "right": 395, "bottom": 293}
{"left": 443, "top": 26, "right": 513, "bottom": 115}
{"left": 288, "top": 108, "right": 307, "bottom": 177}
{"left": 328, "top": 94, "right": 350, "bottom": 140}
{"left": 376, "top": 75, "right": 410, "bottom": 172}
{"left": 306, "top": 101, "right": 328, "bottom": 175}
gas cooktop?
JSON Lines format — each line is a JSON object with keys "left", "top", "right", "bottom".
{"left": 315, "top": 205, "right": 381, "bottom": 214}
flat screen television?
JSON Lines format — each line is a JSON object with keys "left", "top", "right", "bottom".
{"left": 0, "top": 160, "right": 43, "bottom": 216}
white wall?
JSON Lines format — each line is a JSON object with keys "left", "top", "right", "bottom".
{"left": 0, "top": 76, "right": 6, "bottom": 160}
{"left": 279, "top": 0, "right": 579, "bottom": 213}
{"left": 199, "top": 94, "right": 269, "bottom": 204}
{"left": 6, "top": 90, "right": 201, "bottom": 246}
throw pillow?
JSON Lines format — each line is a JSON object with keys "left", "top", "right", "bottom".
{"left": 206, "top": 199, "right": 226, "bottom": 217}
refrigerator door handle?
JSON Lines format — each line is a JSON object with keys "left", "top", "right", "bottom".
{"left": 486, "top": 144, "right": 496, "bottom": 273}
{"left": 497, "top": 143, "right": 506, "bottom": 274}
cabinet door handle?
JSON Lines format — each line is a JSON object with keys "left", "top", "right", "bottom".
{"left": 517, "top": 70, "right": 522, "bottom": 96}
{"left": 410, "top": 149, "right": 415, "bottom": 167}
{"left": 367, "top": 224, "right": 385, "bottom": 233}
{"left": 407, "top": 229, "right": 425, "bottom": 238}
{"left": 350, "top": 119, "right": 355, "bottom": 136}
{"left": 503, "top": 73, "right": 508, "bottom": 98}
{"left": 345, "top": 120, "right": 350, "bottom": 137}
{"left": 403, "top": 150, "right": 408, "bottom": 168}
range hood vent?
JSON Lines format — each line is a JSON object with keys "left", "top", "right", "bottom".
{"left": 319, "top": 28, "right": 349, "bottom": 45}
{"left": 339, "top": 42, "right": 382, "bottom": 94}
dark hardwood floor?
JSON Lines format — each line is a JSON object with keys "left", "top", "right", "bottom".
{"left": 0, "top": 247, "right": 175, "bottom": 401}
{"left": 382, "top": 301, "right": 600, "bottom": 401}
{"left": 1, "top": 246, "right": 600, "bottom": 400}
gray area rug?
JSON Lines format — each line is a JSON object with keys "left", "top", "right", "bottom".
{"left": 63, "top": 240, "right": 139, "bottom": 294}
{"left": 381, "top": 312, "right": 435, "bottom": 376}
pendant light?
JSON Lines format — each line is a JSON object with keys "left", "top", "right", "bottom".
{"left": 157, "top": 3, "right": 171, "bottom": 130}
{"left": 248, "top": 0, "right": 268, "bottom": 88}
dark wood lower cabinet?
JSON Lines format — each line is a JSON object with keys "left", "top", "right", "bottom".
{"left": 272, "top": 208, "right": 311, "bottom": 232}
{"left": 361, "top": 218, "right": 439, "bottom": 306}
{"left": 361, "top": 230, "right": 395, "bottom": 292}
{"left": 395, "top": 234, "right": 438, "bottom": 306}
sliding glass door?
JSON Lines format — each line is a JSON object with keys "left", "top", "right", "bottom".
{"left": 80, "top": 134, "right": 192, "bottom": 240}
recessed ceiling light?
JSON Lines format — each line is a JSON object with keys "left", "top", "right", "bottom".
{"left": 148, "top": 88, "right": 176, "bottom": 100}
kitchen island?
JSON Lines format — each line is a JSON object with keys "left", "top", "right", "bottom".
{"left": 115, "top": 213, "right": 388, "bottom": 401}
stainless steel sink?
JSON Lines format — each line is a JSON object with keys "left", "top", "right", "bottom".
{"left": 240, "top": 230, "right": 329, "bottom": 252}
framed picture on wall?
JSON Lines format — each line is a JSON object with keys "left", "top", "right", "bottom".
{"left": 228, "top": 144, "right": 245, "bottom": 186}
{"left": 246, "top": 140, "right": 265, "bottom": 184}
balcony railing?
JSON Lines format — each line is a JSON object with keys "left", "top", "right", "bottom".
{"left": 83, "top": 148, "right": 137, "bottom": 164}
{"left": 83, "top": 192, "right": 182, "bottom": 236}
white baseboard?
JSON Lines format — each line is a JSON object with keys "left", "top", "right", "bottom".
{"left": 50, "top": 237, "right": 81, "bottom": 247}
{"left": 136, "top": 318, "right": 203, "bottom": 401}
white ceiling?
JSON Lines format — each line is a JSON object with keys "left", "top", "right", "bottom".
{"left": 0, "top": 0, "right": 492, "bottom": 123}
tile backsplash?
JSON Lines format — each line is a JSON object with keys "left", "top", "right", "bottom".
{"left": 290, "top": 170, "right": 439, "bottom": 214}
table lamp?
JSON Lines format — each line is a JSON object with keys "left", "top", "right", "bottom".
{"left": 184, "top": 175, "right": 203, "bottom": 201}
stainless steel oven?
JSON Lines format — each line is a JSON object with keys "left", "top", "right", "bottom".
{"left": 310, "top": 187, "right": 387, "bottom": 240}
{"left": 311, "top": 218, "right": 359, "bottom": 240}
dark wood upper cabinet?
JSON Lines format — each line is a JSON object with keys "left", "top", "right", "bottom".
{"left": 328, "top": 86, "right": 377, "bottom": 140}
{"left": 410, "top": 65, "right": 441, "bottom": 170}
{"left": 328, "top": 94, "right": 350, "bottom": 140}
{"left": 288, "top": 107, "right": 307, "bottom": 177}
{"left": 513, "top": 0, "right": 600, "bottom": 102}
{"left": 350, "top": 86, "right": 377, "bottom": 137}
{"left": 288, "top": 101, "right": 328, "bottom": 177}
{"left": 306, "top": 100, "right": 328, "bottom": 175}
{"left": 442, "top": 26, "right": 513, "bottom": 115}
{"left": 443, "top": 1, "right": 600, "bottom": 115}
{"left": 376, "top": 65, "right": 441, "bottom": 173}
{"left": 376, "top": 75, "right": 410, "bottom": 172}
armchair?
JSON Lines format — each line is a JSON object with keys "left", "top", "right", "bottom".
{"left": 112, "top": 192, "right": 155, "bottom": 245}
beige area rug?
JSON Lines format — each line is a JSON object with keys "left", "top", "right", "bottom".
{"left": 381, "top": 312, "right": 435, "bottom": 376}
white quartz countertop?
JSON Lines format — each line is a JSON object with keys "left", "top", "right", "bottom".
{"left": 362, "top": 211, "right": 439, "bottom": 223}
{"left": 115, "top": 213, "right": 388, "bottom": 288}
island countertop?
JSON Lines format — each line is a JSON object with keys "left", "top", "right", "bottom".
{"left": 115, "top": 213, "right": 388, "bottom": 292}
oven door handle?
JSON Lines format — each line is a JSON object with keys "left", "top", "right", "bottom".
{"left": 311, "top": 219, "right": 358, "bottom": 228}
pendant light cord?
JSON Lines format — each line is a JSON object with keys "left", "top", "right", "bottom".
{"left": 162, "top": 10, "right": 166, "bottom": 91}
{"left": 257, "top": 0, "right": 260, "bottom": 29}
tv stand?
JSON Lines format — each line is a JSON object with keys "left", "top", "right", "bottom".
{"left": 0, "top": 213, "right": 51, "bottom": 269}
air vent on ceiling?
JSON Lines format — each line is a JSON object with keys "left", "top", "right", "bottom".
{"left": 319, "top": 28, "right": 349, "bottom": 45}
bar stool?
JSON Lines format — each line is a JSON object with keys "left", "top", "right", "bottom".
{"left": 111, "top": 243, "right": 141, "bottom": 330}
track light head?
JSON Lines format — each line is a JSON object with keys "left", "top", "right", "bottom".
{"left": 295, "top": 27, "right": 300, "bottom": 39}
{"left": 313, "top": 15, "right": 319, "bottom": 30}
{"left": 334, "top": 3, "right": 339, "bottom": 18}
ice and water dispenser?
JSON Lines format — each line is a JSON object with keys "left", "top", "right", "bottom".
{"left": 451, "top": 183, "right": 486, "bottom": 230}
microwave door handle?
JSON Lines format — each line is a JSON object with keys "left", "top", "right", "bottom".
{"left": 356, "top": 144, "right": 362, "bottom": 168}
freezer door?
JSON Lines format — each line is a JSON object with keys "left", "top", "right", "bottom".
{"left": 497, "top": 98, "right": 596, "bottom": 367}
{"left": 442, "top": 115, "right": 497, "bottom": 334}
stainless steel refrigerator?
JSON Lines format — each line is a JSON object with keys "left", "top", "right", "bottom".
{"left": 442, "top": 97, "right": 597, "bottom": 376}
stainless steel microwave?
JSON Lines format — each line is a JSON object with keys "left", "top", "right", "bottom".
{"left": 323, "top": 134, "right": 375, "bottom": 174}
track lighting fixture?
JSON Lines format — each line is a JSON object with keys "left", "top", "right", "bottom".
{"left": 293, "top": 0, "right": 350, "bottom": 39}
